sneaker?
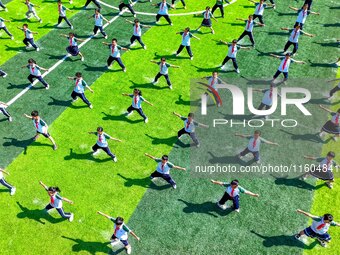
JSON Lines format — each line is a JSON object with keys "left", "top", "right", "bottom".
{"left": 318, "top": 239, "right": 327, "bottom": 247}
{"left": 89, "top": 104, "right": 93, "bottom": 109}
{"left": 196, "top": 143, "right": 200, "bottom": 148}
{"left": 53, "top": 144, "right": 58, "bottom": 151}
{"left": 175, "top": 53, "right": 179, "bottom": 57}
{"left": 8, "top": 117, "right": 12, "bottom": 122}
{"left": 217, "top": 202, "right": 227, "bottom": 210}
{"left": 235, "top": 69, "right": 240, "bottom": 74}
{"left": 326, "top": 182, "right": 333, "bottom": 189}
{"left": 144, "top": 118, "right": 148, "bottom": 123}
{"left": 33, "top": 134, "right": 40, "bottom": 141}
{"left": 72, "top": 98, "right": 79, "bottom": 103}
{"left": 272, "top": 4, "right": 276, "bottom": 10}
{"left": 10, "top": 187, "right": 16, "bottom": 196}
{"left": 123, "top": 68, "right": 126, "bottom": 72}
{"left": 70, "top": 26, "right": 74, "bottom": 30}
{"left": 172, "top": 184, "right": 177, "bottom": 189}
{"left": 220, "top": 64, "right": 226, "bottom": 71}
{"left": 5, "top": 8, "right": 8, "bottom": 12}
{"left": 113, "top": 157, "right": 118, "bottom": 162}
{"left": 190, "top": 56, "right": 194, "bottom": 60}
{"left": 104, "top": 35, "right": 108, "bottom": 39}
{"left": 319, "top": 131, "right": 325, "bottom": 138}
{"left": 143, "top": 45, "right": 147, "bottom": 50}
{"left": 170, "top": 23, "right": 173, "bottom": 26}
{"left": 92, "top": 150, "right": 100, "bottom": 156}
{"left": 39, "top": 19, "right": 43, "bottom": 23}
{"left": 133, "top": 14, "right": 137, "bottom": 18}
{"left": 69, "top": 213, "right": 74, "bottom": 222}
{"left": 211, "top": 30, "right": 215, "bottom": 34}
{"left": 45, "top": 84, "right": 50, "bottom": 90}
{"left": 126, "top": 246, "right": 132, "bottom": 254}
{"left": 235, "top": 208, "right": 240, "bottom": 213}
{"left": 169, "top": 85, "right": 173, "bottom": 90}
{"left": 81, "top": 56, "right": 84, "bottom": 61}
{"left": 255, "top": 160, "right": 261, "bottom": 164}
{"left": 25, "top": 46, "right": 31, "bottom": 50}
{"left": 152, "top": 80, "right": 158, "bottom": 85}
{"left": 3, "top": 73, "right": 7, "bottom": 78}
{"left": 36, "top": 47, "right": 40, "bottom": 52}
{"left": 125, "top": 111, "right": 132, "bottom": 117}
{"left": 11, "top": 36, "right": 14, "bottom": 40}
{"left": 294, "top": 234, "right": 301, "bottom": 240}
{"left": 332, "top": 136, "right": 338, "bottom": 141}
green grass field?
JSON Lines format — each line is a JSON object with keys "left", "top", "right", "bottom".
{"left": 0, "top": 0, "right": 339, "bottom": 254}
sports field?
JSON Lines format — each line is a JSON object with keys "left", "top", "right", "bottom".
{"left": 0, "top": 0, "right": 339, "bottom": 254}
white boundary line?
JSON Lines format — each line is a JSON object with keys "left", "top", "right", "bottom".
{"left": 6, "top": 4, "right": 136, "bottom": 106}
{"left": 98, "top": 0, "right": 236, "bottom": 16}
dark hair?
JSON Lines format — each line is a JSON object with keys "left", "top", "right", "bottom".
{"left": 31, "top": 110, "right": 39, "bottom": 117}
{"left": 161, "top": 57, "right": 166, "bottom": 61}
{"left": 206, "top": 6, "right": 210, "bottom": 10}
{"left": 115, "top": 217, "right": 124, "bottom": 225}
{"left": 75, "top": 72, "right": 82, "bottom": 77}
{"left": 95, "top": 8, "right": 101, "bottom": 13}
{"left": 254, "top": 130, "right": 261, "bottom": 135}
{"left": 97, "top": 126, "right": 104, "bottom": 132}
{"left": 23, "top": 23, "right": 28, "bottom": 27}
{"left": 57, "top": 0, "right": 61, "bottom": 2}
{"left": 231, "top": 179, "right": 239, "bottom": 186}
{"left": 212, "top": 71, "right": 218, "bottom": 75}
{"left": 48, "top": 186, "right": 61, "bottom": 193}
{"left": 327, "top": 151, "right": 335, "bottom": 158}
{"left": 188, "top": 113, "right": 194, "bottom": 118}
{"left": 28, "top": 58, "right": 36, "bottom": 64}
{"left": 112, "top": 38, "right": 117, "bottom": 43}
{"left": 232, "top": 39, "right": 238, "bottom": 43}
{"left": 185, "top": 27, "right": 190, "bottom": 31}
{"left": 323, "top": 214, "right": 333, "bottom": 222}
{"left": 285, "top": 53, "right": 291, "bottom": 57}
{"left": 69, "top": 32, "right": 75, "bottom": 36}
{"left": 133, "top": 88, "right": 142, "bottom": 96}
{"left": 134, "top": 19, "right": 139, "bottom": 23}
{"left": 161, "top": 155, "right": 169, "bottom": 161}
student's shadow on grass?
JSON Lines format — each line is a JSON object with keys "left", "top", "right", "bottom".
{"left": 144, "top": 134, "right": 191, "bottom": 148}
{"left": 46, "top": 53, "right": 66, "bottom": 60}
{"left": 307, "top": 97, "right": 331, "bottom": 105}
{"left": 129, "top": 79, "right": 168, "bottom": 90}
{"left": 274, "top": 11, "right": 297, "bottom": 17}
{"left": 207, "top": 151, "right": 253, "bottom": 166}
{"left": 279, "top": 129, "right": 323, "bottom": 144}
{"left": 7, "top": 83, "right": 45, "bottom": 90}
{"left": 271, "top": 174, "right": 323, "bottom": 191}
{"left": 255, "top": 49, "right": 278, "bottom": 57}
{"left": 313, "top": 41, "right": 339, "bottom": 48}
{"left": 307, "top": 60, "right": 336, "bottom": 68}
{"left": 152, "top": 52, "right": 185, "bottom": 61}
{"left": 251, "top": 230, "right": 318, "bottom": 249}
{"left": 322, "top": 23, "right": 340, "bottom": 28}
{"left": 258, "top": 31, "right": 288, "bottom": 37}
{"left": 16, "top": 202, "right": 65, "bottom": 225}
{"left": 226, "top": 22, "right": 245, "bottom": 27}
{"left": 101, "top": 112, "right": 144, "bottom": 124}
{"left": 117, "top": 173, "right": 171, "bottom": 191}
{"left": 48, "top": 97, "right": 88, "bottom": 109}
{"left": 241, "top": 75, "right": 273, "bottom": 85}
{"left": 82, "top": 64, "right": 107, "bottom": 72}
{"left": 178, "top": 199, "right": 233, "bottom": 218}
{"left": 4, "top": 45, "right": 25, "bottom": 52}
{"left": 191, "top": 65, "right": 220, "bottom": 73}
{"left": 62, "top": 236, "right": 112, "bottom": 255}
{"left": 3, "top": 137, "right": 51, "bottom": 154}
{"left": 38, "top": 23, "right": 57, "bottom": 29}
{"left": 64, "top": 148, "right": 113, "bottom": 163}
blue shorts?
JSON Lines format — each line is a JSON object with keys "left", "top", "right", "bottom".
{"left": 111, "top": 234, "right": 129, "bottom": 246}
{"left": 304, "top": 227, "right": 331, "bottom": 241}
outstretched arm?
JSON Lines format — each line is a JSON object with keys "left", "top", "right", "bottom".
{"left": 270, "top": 54, "right": 281, "bottom": 59}
{"left": 192, "top": 34, "right": 200, "bottom": 40}
{"left": 210, "top": 179, "right": 224, "bottom": 186}
{"left": 173, "top": 112, "right": 182, "bottom": 118}
{"left": 234, "top": 133, "right": 249, "bottom": 138}
{"left": 173, "top": 165, "right": 186, "bottom": 171}
{"left": 62, "top": 197, "right": 74, "bottom": 204}
{"left": 130, "top": 231, "right": 140, "bottom": 241}
{"left": 219, "top": 40, "right": 229, "bottom": 45}
{"left": 102, "top": 42, "right": 110, "bottom": 46}
{"left": 97, "top": 211, "right": 112, "bottom": 219}
{"left": 327, "top": 78, "right": 340, "bottom": 82}
{"left": 245, "top": 190, "right": 260, "bottom": 197}
{"left": 301, "top": 30, "right": 315, "bottom": 37}
{"left": 125, "top": 19, "right": 134, "bottom": 24}
{"left": 110, "top": 136, "right": 122, "bottom": 142}
{"left": 144, "top": 99, "right": 154, "bottom": 106}
{"left": 264, "top": 139, "right": 279, "bottom": 146}
{"left": 0, "top": 168, "right": 10, "bottom": 175}
{"left": 319, "top": 104, "right": 333, "bottom": 113}
{"left": 39, "top": 181, "right": 48, "bottom": 190}
{"left": 144, "top": 153, "right": 156, "bottom": 160}
{"left": 23, "top": 113, "right": 33, "bottom": 119}
{"left": 289, "top": 6, "right": 299, "bottom": 11}
{"left": 303, "top": 155, "right": 317, "bottom": 160}
{"left": 296, "top": 209, "right": 318, "bottom": 219}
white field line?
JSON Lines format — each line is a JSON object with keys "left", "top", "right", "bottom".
{"left": 98, "top": 0, "right": 237, "bottom": 16}
{"left": 6, "top": 4, "right": 137, "bottom": 106}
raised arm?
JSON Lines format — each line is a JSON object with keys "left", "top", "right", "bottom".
{"left": 62, "top": 197, "right": 74, "bottom": 204}
{"left": 97, "top": 211, "right": 112, "bottom": 220}
{"left": 39, "top": 181, "right": 48, "bottom": 190}
{"left": 270, "top": 54, "right": 281, "bottom": 59}
{"left": 130, "top": 231, "right": 140, "bottom": 241}
{"left": 144, "top": 99, "right": 154, "bottom": 106}
{"left": 219, "top": 40, "right": 229, "bottom": 45}
{"left": 192, "top": 34, "right": 200, "bottom": 40}
{"left": 125, "top": 19, "right": 134, "bottom": 24}
{"left": 0, "top": 168, "right": 10, "bottom": 175}
{"left": 144, "top": 153, "right": 156, "bottom": 160}
{"left": 102, "top": 42, "right": 110, "bottom": 46}
{"left": 173, "top": 112, "right": 182, "bottom": 118}
{"left": 289, "top": 6, "right": 299, "bottom": 11}
{"left": 23, "top": 113, "right": 33, "bottom": 119}
{"left": 296, "top": 209, "right": 318, "bottom": 219}
{"left": 234, "top": 133, "right": 248, "bottom": 138}
{"left": 245, "top": 190, "right": 260, "bottom": 197}
{"left": 173, "top": 165, "right": 186, "bottom": 171}
{"left": 301, "top": 30, "right": 315, "bottom": 37}
{"left": 303, "top": 155, "right": 317, "bottom": 160}
{"left": 319, "top": 104, "right": 333, "bottom": 113}
{"left": 210, "top": 179, "right": 224, "bottom": 186}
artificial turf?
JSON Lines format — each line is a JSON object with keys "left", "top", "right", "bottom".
{"left": 0, "top": 0, "right": 339, "bottom": 254}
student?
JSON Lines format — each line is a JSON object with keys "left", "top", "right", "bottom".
{"left": 0, "top": 168, "right": 16, "bottom": 195}
{"left": 295, "top": 209, "right": 340, "bottom": 247}
{"left": 150, "top": 58, "right": 180, "bottom": 89}
{"left": 97, "top": 211, "right": 140, "bottom": 254}
{"left": 175, "top": 27, "right": 200, "bottom": 60}
{"left": 236, "top": 15, "right": 264, "bottom": 47}
{"left": 102, "top": 38, "right": 128, "bottom": 71}
{"left": 0, "top": 101, "right": 12, "bottom": 122}
{"left": 211, "top": 0, "right": 230, "bottom": 18}
{"left": 319, "top": 105, "right": 340, "bottom": 141}
{"left": 264, "top": 0, "right": 275, "bottom": 9}
{"left": 203, "top": 71, "right": 224, "bottom": 91}
{"left": 60, "top": 33, "right": 85, "bottom": 61}
{"left": 252, "top": 85, "right": 277, "bottom": 119}
{"left": 195, "top": 6, "right": 218, "bottom": 34}
{"left": 249, "top": 0, "right": 274, "bottom": 25}
{"left": 281, "top": 25, "right": 314, "bottom": 55}
{"left": 21, "top": 58, "right": 49, "bottom": 89}
{"left": 88, "top": 127, "right": 121, "bottom": 162}
{"left": 67, "top": 72, "right": 94, "bottom": 109}
{"left": 327, "top": 78, "right": 340, "bottom": 100}
{"left": 0, "top": 69, "right": 7, "bottom": 78}
{"left": 119, "top": 0, "right": 136, "bottom": 17}
{"left": 57, "top": 0, "right": 73, "bottom": 29}
{"left": 171, "top": 0, "right": 186, "bottom": 9}
{"left": 0, "top": 17, "right": 14, "bottom": 39}
{"left": 83, "top": 0, "right": 101, "bottom": 9}
{"left": 122, "top": 89, "right": 153, "bottom": 123}
{"left": 0, "top": 0, "right": 7, "bottom": 12}
{"left": 90, "top": 9, "right": 109, "bottom": 39}
{"left": 17, "top": 24, "right": 39, "bottom": 51}
{"left": 24, "top": 0, "right": 42, "bottom": 23}
{"left": 152, "top": 0, "right": 173, "bottom": 26}
{"left": 220, "top": 39, "right": 251, "bottom": 73}
{"left": 39, "top": 181, "right": 74, "bottom": 222}
{"left": 235, "top": 130, "right": 279, "bottom": 163}
{"left": 24, "top": 110, "right": 57, "bottom": 150}
{"left": 211, "top": 179, "right": 259, "bottom": 212}
{"left": 173, "top": 112, "right": 209, "bottom": 147}
{"left": 270, "top": 53, "right": 305, "bottom": 83}
{"left": 145, "top": 153, "right": 186, "bottom": 189}
{"left": 301, "top": 151, "right": 338, "bottom": 189}
{"left": 289, "top": 4, "right": 320, "bottom": 30}
{"left": 125, "top": 19, "right": 151, "bottom": 49}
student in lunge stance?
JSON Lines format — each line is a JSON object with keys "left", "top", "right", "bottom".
{"left": 152, "top": 0, "right": 173, "bottom": 26}
{"left": 24, "top": 110, "right": 57, "bottom": 150}
{"left": 102, "top": 38, "right": 128, "bottom": 71}
{"left": 83, "top": 0, "right": 101, "bottom": 9}
{"left": 67, "top": 72, "right": 94, "bottom": 109}
{"left": 211, "top": 0, "right": 230, "bottom": 18}
{"left": 60, "top": 33, "right": 85, "bottom": 61}
{"left": 57, "top": 0, "right": 73, "bottom": 29}
{"left": 24, "top": 0, "right": 42, "bottom": 23}
{"left": 173, "top": 112, "right": 209, "bottom": 147}
{"left": 39, "top": 181, "right": 74, "bottom": 222}
{"left": 319, "top": 105, "right": 340, "bottom": 141}
{"left": 289, "top": 4, "right": 320, "bottom": 30}
{"left": 171, "top": 0, "right": 186, "bottom": 9}
{"left": 300, "top": 151, "right": 338, "bottom": 189}
{"left": 17, "top": 24, "right": 39, "bottom": 51}
{"left": 88, "top": 127, "right": 122, "bottom": 162}
{"left": 195, "top": 6, "right": 218, "bottom": 34}
{"left": 0, "top": 17, "right": 14, "bottom": 39}
{"left": 175, "top": 27, "right": 200, "bottom": 60}
{"left": 0, "top": 101, "right": 12, "bottom": 122}
{"left": 252, "top": 85, "right": 277, "bottom": 119}
{"left": 21, "top": 58, "right": 50, "bottom": 89}
{"left": 0, "top": 168, "right": 16, "bottom": 196}
{"left": 150, "top": 58, "right": 180, "bottom": 89}
{"left": 220, "top": 39, "right": 251, "bottom": 73}
{"left": 295, "top": 209, "right": 340, "bottom": 248}
{"left": 119, "top": 0, "right": 136, "bottom": 17}
{"left": 125, "top": 18, "right": 151, "bottom": 49}
{"left": 327, "top": 78, "right": 340, "bottom": 100}
{"left": 145, "top": 153, "right": 186, "bottom": 189}
{"left": 0, "top": 0, "right": 8, "bottom": 11}
{"left": 236, "top": 15, "right": 264, "bottom": 47}
{"left": 280, "top": 25, "right": 315, "bottom": 55}
{"left": 97, "top": 211, "right": 140, "bottom": 254}
{"left": 211, "top": 179, "right": 259, "bottom": 212}
{"left": 0, "top": 69, "right": 7, "bottom": 78}
{"left": 249, "top": 0, "right": 274, "bottom": 25}
{"left": 235, "top": 130, "right": 279, "bottom": 163}
{"left": 89, "top": 9, "right": 110, "bottom": 39}
{"left": 122, "top": 89, "right": 153, "bottom": 123}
